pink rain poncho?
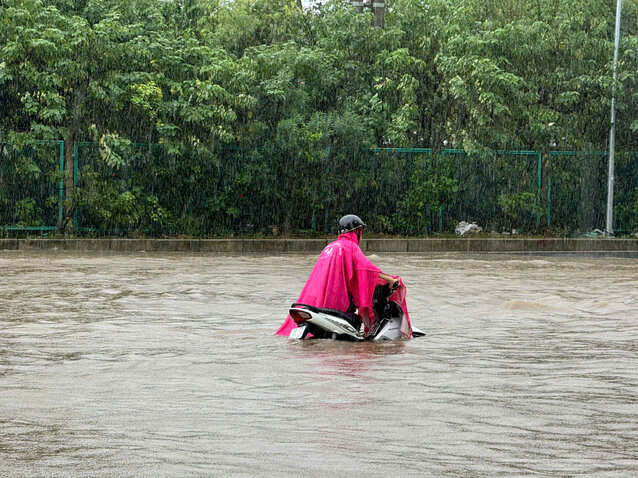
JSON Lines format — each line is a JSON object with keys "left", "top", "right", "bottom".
{"left": 276, "top": 231, "right": 412, "bottom": 337}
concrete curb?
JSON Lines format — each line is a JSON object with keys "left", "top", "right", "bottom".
{"left": 1, "top": 238, "right": 638, "bottom": 254}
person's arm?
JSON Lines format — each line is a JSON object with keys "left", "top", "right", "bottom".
{"left": 379, "top": 272, "right": 399, "bottom": 289}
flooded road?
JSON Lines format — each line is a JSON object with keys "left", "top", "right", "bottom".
{"left": 1, "top": 251, "right": 638, "bottom": 477}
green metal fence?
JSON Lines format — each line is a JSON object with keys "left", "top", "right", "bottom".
{"left": 214, "top": 145, "right": 277, "bottom": 234}
{"left": 436, "top": 150, "right": 542, "bottom": 233}
{"left": 547, "top": 151, "right": 638, "bottom": 234}
{"left": 0, "top": 140, "right": 64, "bottom": 232}
{"left": 214, "top": 146, "right": 437, "bottom": 234}
{"left": 356, "top": 148, "right": 434, "bottom": 232}
{"left": 5, "top": 141, "right": 638, "bottom": 236}
{"left": 74, "top": 141, "right": 178, "bottom": 235}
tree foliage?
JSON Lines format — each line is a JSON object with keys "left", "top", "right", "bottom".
{"left": 2, "top": 0, "right": 638, "bottom": 235}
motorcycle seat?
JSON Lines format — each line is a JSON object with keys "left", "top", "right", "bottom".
{"left": 291, "top": 303, "right": 362, "bottom": 329}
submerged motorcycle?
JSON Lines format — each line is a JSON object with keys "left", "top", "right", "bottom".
{"left": 287, "top": 283, "right": 425, "bottom": 342}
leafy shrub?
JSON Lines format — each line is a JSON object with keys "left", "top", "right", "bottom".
{"left": 15, "top": 198, "right": 44, "bottom": 226}
{"left": 497, "top": 192, "right": 540, "bottom": 233}
{"left": 393, "top": 156, "right": 457, "bottom": 235}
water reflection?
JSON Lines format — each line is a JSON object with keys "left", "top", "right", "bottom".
{"left": 289, "top": 340, "right": 407, "bottom": 378}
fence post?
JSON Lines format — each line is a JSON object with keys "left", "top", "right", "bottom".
{"left": 536, "top": 151, "right": 542, "bottom": 226}
{"left": 547, "top": 177, "right": 552, "bottom": 227}
{"left": 547, "top": 152, "right": 555, "bottom": 228}
{"left": 58, "top": 140, "right": 65, "bottom": 229}
{"left": 73, "top": 142, "right": 79, "bottom": 231}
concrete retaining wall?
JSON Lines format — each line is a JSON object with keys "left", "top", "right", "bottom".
{"left": 1, "top": 238, "right": 638, "bottom": 254}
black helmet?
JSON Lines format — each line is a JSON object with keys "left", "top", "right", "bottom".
{"left": 338, "top": 214, "right": 366, "bottom": 234}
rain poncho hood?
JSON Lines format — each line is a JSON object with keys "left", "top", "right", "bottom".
{"left": 276, "top": 231, "right": 412, "bottom": 337}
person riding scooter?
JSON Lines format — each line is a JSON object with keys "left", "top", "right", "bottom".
{"left": 276, "top": 214, "right": 403, "bottom": 336}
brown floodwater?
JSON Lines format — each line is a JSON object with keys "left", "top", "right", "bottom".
{"left": 1, "top": 251, "right": 637, "bottom": 477}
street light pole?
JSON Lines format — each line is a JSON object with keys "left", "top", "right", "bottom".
{"left": 606, "top": 0, "right": 623, "bottom": 235}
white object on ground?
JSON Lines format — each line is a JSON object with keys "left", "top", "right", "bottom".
{"left": 455, "top": 221, "right": 482, "bottom": 236}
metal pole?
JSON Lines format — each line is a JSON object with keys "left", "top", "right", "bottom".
{"left": 548, "top": 177, "right": 552, "bottom": 227}
{"left": 537, "top": 151, "right": 542, "bottom": 226}
{"left": 58, "top": 140, "right": 64, "bottom": 229}
{"left": 606, "top": 0, "right": 622, "bottom": 235}
{"left": 73, "top": 142, "right": 79, "bottom": 231}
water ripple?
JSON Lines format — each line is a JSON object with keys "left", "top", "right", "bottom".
{"left": 1, "top": 252, "right": 638, "bottom": 476}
